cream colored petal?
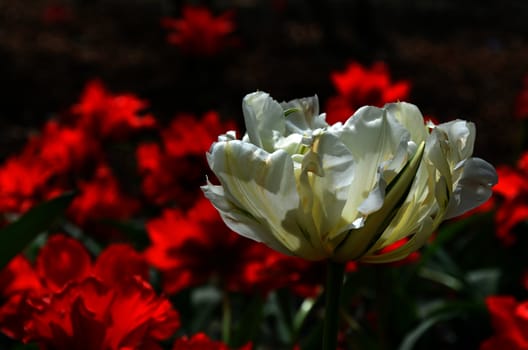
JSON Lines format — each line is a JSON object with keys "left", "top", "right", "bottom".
{"left": 296, "top": 132, "right": 355, "bottom": 253}
{"left": 242, "top": 91, "right": 285, "bottom": 151}
{"left": 424, "top": 128, "right": 453, "bottom": 194}
{"left": 361, "top": 161, "right": 438, "bottom": 254}
{"left": 444, "top": 157, "right": 498, "bottom": 219}
{"left": 435, "top": 120, "right": 476, "bottom": 162}
{"left": 337, "top": 106, "right": 411, "bottom": 228}
{"left": 361, "top": 216, "right": 434, "bottom": 263}
{"left": 385, "top": 102, "right": 429, "bottom": 145}
{"left": 332, "top": 142, "right": 425, "bottom": 262}
{"left": 201, "top": 181, "right": 293, "bottom": 255}
{"left": 206, "top": 140, "right": 325, "bottom": 259}
{"left": 280, "top": 95, "right": 328, "bottom": 134}
{"left": 369, "top": 127, "right": 457, "bottom": 251}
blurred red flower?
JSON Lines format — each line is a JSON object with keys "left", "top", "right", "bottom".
{"left": 325, "top": 61, "right": 410, "bottom": 124}
{"left": 70, "top": 79, "right": 157, "bottom": 139}
{"left": 0, "top": 120, "right": 99, "bottom": 213}
{"left": 24, "top": 120, "right": 101, "bottom": 175}
{"left": 35, "top": 233, "right": 93, "bottom": 291}
{"left": 68, "top": 163, "right": 140, "bottom": 229}
{"left": 0, "top": 234, "right": 165, "bottom": 344}
{"left": 145, "top": 197, "right": 314, "bottom": 295}
{"left": 481, "top": 296, "right": 528, "bottom": 350}
{"left": 162, "top": 5, "right": 237, "bottom": 56}
{"left": 0, "top": 256, "right": 41, "bottom": 296}
{"left": 0, "top": 155, "right": 59, "bottom": 213}
{"left": 376, "top": 237, "right": 421, "bottom": 266}
{"left": 137, "top": 111, "right": 236, "bottom": 207}
{"left": 493, "top": 152, "right": 528, "bottom": 244}
{"left": 173, "top": 333, "right": 252, "bottom": 350}
{"left": 0, "top": 256, "right": 41, "bottom": 339}
{"left": 94, "top": 243, "right": 150, "bottom": 287}
{"left": 0, "top": 80, "right": 155, "bottom": 216}
{"left": 24, "top": 276, "right": 179, "bottom": 350}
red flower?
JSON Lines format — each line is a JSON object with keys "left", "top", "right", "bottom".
{"left": 173, "top": 333, "right": 252, "bottom": 350}
{"left": 325, "top": 61, "right": 410, "bottom": 124}
{"left": 481, "top": 296, "right": 528, "bottom": 349}
{"left": 0, "top": 234, "right": 147, "bottom": 296}
{"left": 173, "top": 333, "right": 229, "bottom": 350}
{"left": 0, "top": 256, "right": 41, "bottom": 296}
{"left": 162, "top": 6, "right": 237, "bottom": 56}
{"left": 0, "top": 121, "right": 98, "bottom": 214}
{"left": 35, "top": 234, "right": 93, "bottom": 292}
{"left": 0, "top": 156, "right": 56, "bottom": 213}
{"left": 0, "top": 236, "right": 91, "bottom": 338}
{"left": 493, "top": 152, "right": 528, "bottom": 244}
{"left": 94, "top": 244, "right": 150, "bottom": 287}
{"left": 145, "top": 197, "right": 310, "bottom": 295}
{"left": 162, "top": 111, "right": 230, "bottom": 158}
{"left": 0, "top": 235, "right": 172, "bottom": 347}
{"left": 68, "top": 163, "right": 140, "bottom": 228}
{"left": 24, "top": 120, "right": 101, "bottom": 176}
{"left": 71, "top": 79, "right": 157, "bottom": 139}
{"left": 0, "top": 256, "right": 42, "bottom": 339}
{"left": 374, "top": 237, "right": 421, "bottom": 266}
{"left": 24, "top": 276, "right": 180, "bottom": 350}
{"left": 136, "top": 111, "right": 236, "bottom": 207}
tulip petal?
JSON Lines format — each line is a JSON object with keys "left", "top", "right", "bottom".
{"left": 436, "top": 120, "right": 476, "bottom": 162}
{"left": 205, "top": 140, "right": 325, "bottom": 259}
{"left": 444, "top": 157, "right": 498, "bottom": 219}
{"left": 280, "top": 95, "right": 328, "bottom": 133}
{"left": 364, "top": 150, "right": 445, "bottom": 256}
{"left": 242, "top": 92, "right": 285, "bottom": 151}
{"left": 385, "top": 102, "right": 429, "bottom": 145}
{"left": 333, "top": 142, "right": 425, "bottom": 262}
{"left": 337, "top": 106, "right": 411, "bottom": 229}
{"left": 297, "top": 131, "right": 355, "bottom": 251}
{"left": 202, "top": 181, "right": 293, "bottom": 255}
{"left": 361, "top": 216, "right": 433, "bottom": 263}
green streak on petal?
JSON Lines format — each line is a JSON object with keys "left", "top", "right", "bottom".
{"left": 332, "top": 142, "right": 425, "bottom": 262}
{"left": 284, "top": 108, "right": 300, "bottom": 117}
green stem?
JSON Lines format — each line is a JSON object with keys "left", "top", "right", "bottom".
{"left": 222, "top": 292, "right": 232, "bottom": 345}
{"left": 322, "top": 260, "right": 346, "bottom": 350}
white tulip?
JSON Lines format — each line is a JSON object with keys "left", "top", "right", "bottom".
{"left": 202, "top": 92, "right": 497, "bottom": 262}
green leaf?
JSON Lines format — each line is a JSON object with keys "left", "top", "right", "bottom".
{"left": 11, "top": 343, "right": 39, "bottom": 350}
{"left": 190, "top": 285, "right": 222, "bottom": 334}
{"left": 400, "top": 300, "right": 485, "bottom": 350}
{"left": 398, "top": 312, "right": 459, "bottom": 350}
{"left": 293, "top": 296, "right": 318, "bottom": 338}
{"left": 231, "top": 295, "right": 265, "bottom": 347}
{"left": 0, "top": 192, "right": 75, "bottom": 269}
{"left": 418, "top": 268, "right": 465, "bottom": 292}
{"left": 271, "top": 289, "right": 296, "bottom": 343}
{"left": 401, "top": 217, "right": 473, "bottom": 284}
{"left": 466, "top": 268, "right": 500, "bottom": 298}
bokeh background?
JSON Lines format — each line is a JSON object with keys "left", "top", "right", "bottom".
{"left": 1, "top": 1, "right": 528, "bottom": 349}
{"left": 1, "top": 0, "right": 527, "bottom": 163}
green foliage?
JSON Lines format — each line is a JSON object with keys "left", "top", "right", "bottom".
{"left": 0, "top": 192, "right": 75, "bottom": 269}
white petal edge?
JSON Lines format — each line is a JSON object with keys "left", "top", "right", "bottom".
{"left": 444, "top": 157, "right": 498, "bottom": 219}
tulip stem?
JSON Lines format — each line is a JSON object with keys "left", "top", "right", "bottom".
{"left": 222, "top": 292, "right": 232, "bottom": 345}
{"left": 322, "top": 260, "right": 345, "bottom": 350}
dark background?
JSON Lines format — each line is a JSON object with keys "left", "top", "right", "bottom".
{"left": 1, "top": 0, "right": 527, "bottom": 165}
